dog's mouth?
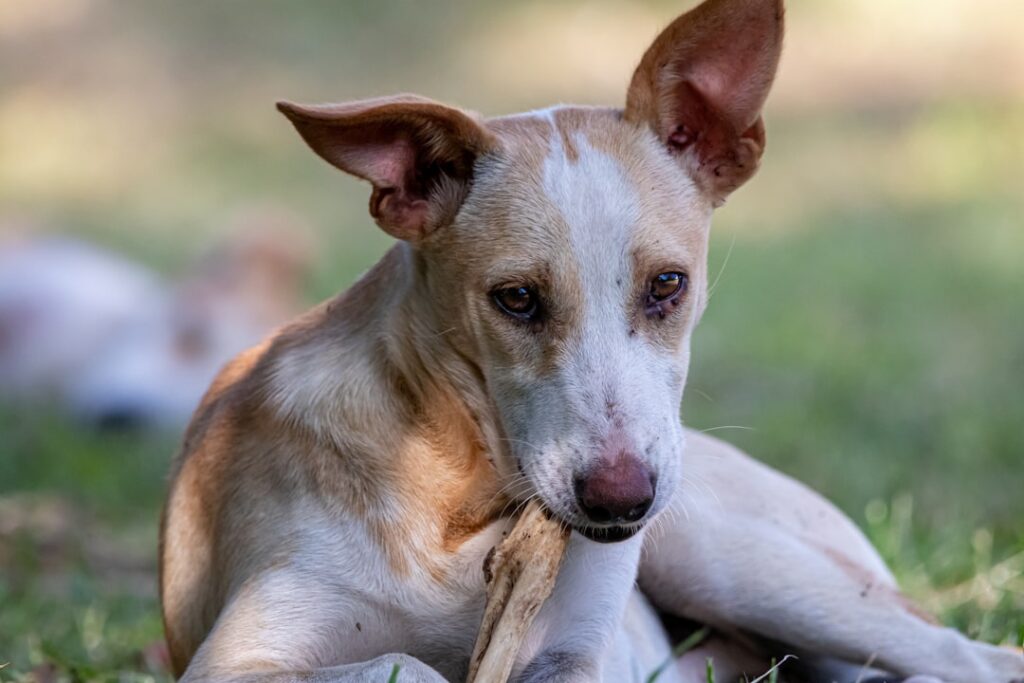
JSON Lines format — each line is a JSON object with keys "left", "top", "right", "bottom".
{"left": 572, "top": 522, "right": 644, "bottom": 544}
{"left": 535, "top": 503, "right": 645, "bottom": 544}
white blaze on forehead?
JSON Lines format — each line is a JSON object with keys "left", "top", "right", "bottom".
{"left": 540, "top": 114, "right": 640, "bottom": 300}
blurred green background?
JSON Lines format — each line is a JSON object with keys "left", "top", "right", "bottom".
{"left": 1, "top": 0, "right": 1022, "bottom": 679}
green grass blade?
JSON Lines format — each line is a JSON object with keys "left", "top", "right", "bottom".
{"left": 645, "top": 626, "right": 710, "bottom": 683}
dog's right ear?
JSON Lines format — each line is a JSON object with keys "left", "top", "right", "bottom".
{"left": 625, "top": 0, "right": 784, "bottom": 206}
{"left": 277, "top": 95, "right": 496, "bottom": 242}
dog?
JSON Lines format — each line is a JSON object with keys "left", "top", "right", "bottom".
{"left": 0, "top": 213, "right": 309, "bottom": 429}
{"left": 159, "top": 0, "right": 1024, "bottom": 681}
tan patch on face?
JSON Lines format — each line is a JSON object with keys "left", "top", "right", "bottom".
{"left": 486, "top": 107, "right": 709, "bottom": 348}
{"left": 425, "top": 111, "right": 585, "bottom": 379}
{"left": 556, "top": 108, "right": 710, "bottom": 346}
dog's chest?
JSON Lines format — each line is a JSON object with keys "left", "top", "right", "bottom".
{"left": 398, "top": 518, "right": 514, "bottom": 679}
{"left": 296, "top": 506, "right": 509, "bottom": 677}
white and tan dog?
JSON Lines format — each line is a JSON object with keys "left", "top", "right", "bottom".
{"left": 159, "top": 1, "right": 1024, "bottom": 681}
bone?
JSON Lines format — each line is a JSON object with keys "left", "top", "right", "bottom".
{"left": 466, "top": 499, "right": 570, "bottom": 683}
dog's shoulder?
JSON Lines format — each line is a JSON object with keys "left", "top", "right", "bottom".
{"left": 176, "top": 300, "right": 334, "bottom": 456}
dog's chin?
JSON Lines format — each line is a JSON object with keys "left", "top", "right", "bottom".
{"left": 572, "top": 523, "right": 644, "bottom": 544}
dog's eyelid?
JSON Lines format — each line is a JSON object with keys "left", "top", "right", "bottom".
{"left": 484, "top": 271, "right": 545, "bottom": 292}
{"left": 490, "top": 279, "right": 535, "bottom": 292}
{"left": 646, "top": 264, "right": 690, "bottom": 279}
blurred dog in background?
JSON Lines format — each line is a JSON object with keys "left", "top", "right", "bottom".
{"left": 0, "top": 208, "right": 311, "bottom": 430}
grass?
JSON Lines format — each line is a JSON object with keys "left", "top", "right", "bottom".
{"left": 647, "top": 627, "right": 711, "bottom": 683}
{"left": 0, "top": 413, "right": 172, "bottom": 682}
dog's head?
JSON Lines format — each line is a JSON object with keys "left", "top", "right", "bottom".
{"left": 280, "top": 0, "right": 783, "bottom": 541}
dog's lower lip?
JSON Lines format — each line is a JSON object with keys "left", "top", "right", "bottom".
{"left": 573, "top": 523, "right": 643, "bottom": 543}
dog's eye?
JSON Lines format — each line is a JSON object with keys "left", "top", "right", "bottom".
{"left": 492, "top": 285, "right": 539, "bottom": 321}
{"left": 649, "top": 272, "right": 687, "bottom": 301}
{"left": 645, "top": 272, "right": 688, "bottom": 317}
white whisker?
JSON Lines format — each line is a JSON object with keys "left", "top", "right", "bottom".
{"left": 707, "top": 232, "right": 737, "bottom": 301}
{"left": 699, "top": 425, "right": 754, "bottom": 434}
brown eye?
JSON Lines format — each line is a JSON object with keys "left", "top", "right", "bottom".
{"left": 649, "top": 272, "right": 687, "bottom": 301}
{"left": 492, "top": 285, "right": 540, "bottom": 321}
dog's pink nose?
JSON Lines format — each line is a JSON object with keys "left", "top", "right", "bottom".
{"left": 575, "top": 453, "right": 655, "bottom": 525}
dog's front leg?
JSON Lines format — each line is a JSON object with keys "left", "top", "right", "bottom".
{"left": 190, "top": 654, "right": 449, "bottom": 683}
{"left": 511, "top": 532, "right": 645, "bottom": 683}
{"left": 176, "top": 570, "right": 450, "bottom": 683}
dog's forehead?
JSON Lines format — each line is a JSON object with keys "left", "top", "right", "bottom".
{"left": 479, "top": 106, "right": 710, "bottom": 273}
{"left": 538, "top": 109, "right": 638, "bottom": 279}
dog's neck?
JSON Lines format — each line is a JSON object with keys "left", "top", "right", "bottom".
{"left": 266, "top": 243, "right": 510, "bottom": 559}
{"left": 384, "top": 245, "right": 506, "bottom": 462}
{"left": 382, "top": 244, "right": 509, "bottom": 475}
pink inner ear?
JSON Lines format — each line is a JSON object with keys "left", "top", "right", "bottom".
{"left": 628, "top": 0, "right": 783, "bottom": 161}
{"left": 336, "top": 137, "right": 419, "bottom": 192}
{"left": 690, "top": 67, "right": 732, "bottom": 115}
{"left": 685, "top": 48, "right": 772, "bottom": 131}
{"left": 279, "top": 96, "right": 497, "bottom": 240}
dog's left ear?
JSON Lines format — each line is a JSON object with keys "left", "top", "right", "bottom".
{"left": 625, "top": 0, "right": 784, "bottom": 206}
{"left": 277, "top": 95, "right": 496, "bottom": 241}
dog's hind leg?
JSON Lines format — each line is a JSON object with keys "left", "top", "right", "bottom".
{"left": 639, "top": 432, "right": 1024, "bottom": 683}
{"left": 642, "top": 512, "right": 1023, "bottom": 682}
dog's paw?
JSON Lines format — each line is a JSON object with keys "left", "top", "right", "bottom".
{"left": 966, "top": 641, "right": 1024, "bottom": 683}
